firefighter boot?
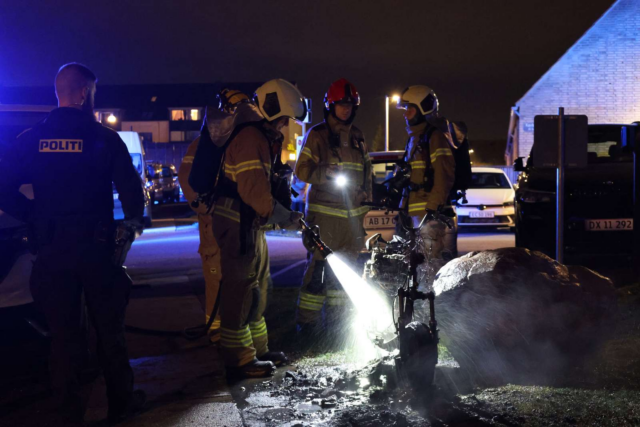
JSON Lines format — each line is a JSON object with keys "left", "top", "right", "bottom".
{"left": 226, "top": 359, "right": 276, "bottom": 379}
{"left": 258, "top": 351, "right": 289, "bottom": 367}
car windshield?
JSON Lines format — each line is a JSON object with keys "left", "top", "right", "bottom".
{"left": 470, "top": 172, "right": 511, "bottom": 189}
{"left": 371, "top": 161, "right": 397, "bottom": 184}
{"left": 130, "top": 153, "right": 143, "bottom": 175}
{"left": 587, "top": 126, "right": 633, "bottom": 164}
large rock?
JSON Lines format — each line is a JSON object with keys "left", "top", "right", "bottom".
{"left": 432, "top": 247, "right": 618, "bottom": 385}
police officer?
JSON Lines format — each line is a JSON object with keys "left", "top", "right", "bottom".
{"left": 177, "top": 89, "right": 251, "bottom": 343}
{"left": 212, "top": 79, "right": 305, "bottom": 378}
{"left": 294, "top": 78, "right": 372, "bottom": 337}
{"left": 0, "top": 63, "right": 146, "bottom": 423}
{"left": 396, "top": 85, "right": 455, "bottom": 271}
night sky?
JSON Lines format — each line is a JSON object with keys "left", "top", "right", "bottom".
{"left": 0, "top": 0, "right": 615, "bottom": 149}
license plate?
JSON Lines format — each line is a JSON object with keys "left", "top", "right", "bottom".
{"left": 365, "top": 216, "right": 397, "bottom": 229}
{"left": 585, "top": 219, "right": 633, "bottom": 231}
{"left": 470, "top": 211, "right": 495, "bottom": 218}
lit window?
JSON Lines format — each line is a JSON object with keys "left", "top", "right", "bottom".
{"left": 289, "top": 152, "right": 297, "bottom": 161}
{"left": 190, "top": 109, "right": 199, "bottom": 121}
{"left": 94, "top": 112, "right": 100, "bottom": 122}
{"left": 171, "top": 110, "right": 185, "bottom": 121}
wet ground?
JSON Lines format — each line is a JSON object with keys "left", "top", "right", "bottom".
{"left": 235, "top": 284, "right": 640, "bottom": 427}
{"left": 3, "top": 203, "right": 640, "bottom": 425}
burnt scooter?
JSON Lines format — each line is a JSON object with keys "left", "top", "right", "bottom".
{"left": 301, "top": 203, "right": 452, "bottom": 390}
{"left": 362, "top": 161, "right": 454, "bottom": 389}
{"left": 365, "top": 209, "right": 452, "bottom": 390}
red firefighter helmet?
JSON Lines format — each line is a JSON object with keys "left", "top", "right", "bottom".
{"left": 324, "top": 78, "right": 360, "bottom": 110}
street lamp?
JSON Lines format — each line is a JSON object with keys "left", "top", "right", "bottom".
{"left": 107, "top": 114, "right": 117, "bottom": 124}
{"left": 385, "top": 94, "right": 400, "bottom": 151}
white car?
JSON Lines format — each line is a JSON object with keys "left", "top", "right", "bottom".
{"left": 457, "top": 167, "right": 515, "bottom": 228}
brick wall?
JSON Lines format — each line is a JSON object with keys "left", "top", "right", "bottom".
{"left": 516, "top": 0, "right": 640, "bottom": 158}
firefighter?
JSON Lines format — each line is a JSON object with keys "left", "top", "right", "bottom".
{"left": 0, "top": 63, "right": 146, "bottom": 423}
{"left": 396, "top": 85, "right": 455, "bottom": 265}
{"left": 177, "top": 89, "right": 251, "bottom": 343}
{"left": 294, "top": 78, "right": 372, "bottom": 335}
{"left": 213, "top": 79, "right": 306, "bottom": 378}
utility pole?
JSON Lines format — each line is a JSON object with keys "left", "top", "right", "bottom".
{"left": 556, "top": 107, "right": 566, "bottom": 264}
{"left": 384, "top": 96, "right": 389, "bottom": 152}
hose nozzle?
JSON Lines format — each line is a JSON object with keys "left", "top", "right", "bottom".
{"left": 299, "top": 218, "right": 333, "bottom": 258}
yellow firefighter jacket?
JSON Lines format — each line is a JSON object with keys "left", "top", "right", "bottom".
{"left": 401, "top": 122, "right": 456, "bottom": 215}
{"left": 178, "top": 137, "right": 218, "bottom": 255}
{"left": 213, "top": 125, "right": 274, "bottom": 226}
{"left": 295, "top": 115, "right": 372, "bottom": 219}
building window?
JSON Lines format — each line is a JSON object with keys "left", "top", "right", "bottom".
{"left": 190, "top": 109, "right": 200, "bottom": 121}
{"left": 170, "top": 131, "right": 185, "bottom": 142}
{"left": 171, "top": 110, "right": 185, "bottom": 121}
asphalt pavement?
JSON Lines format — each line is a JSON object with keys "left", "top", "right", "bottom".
{"left": 0, "top": 203, "right": 515, "bottom": 426}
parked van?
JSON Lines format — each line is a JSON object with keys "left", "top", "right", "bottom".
{"left": 115, "top": 131, "right": 153, "bottom": 226}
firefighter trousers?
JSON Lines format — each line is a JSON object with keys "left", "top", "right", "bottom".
{"left": 296, "top": 212, "right": 365, "bottom": 326}
{"left": 411, "top": 216, "right": 448, "bottom": 286}
{"left": 200, "top": 250, "right": 222, "bottom": 335}
{"left": 30, "top": 240, "right": 133, "bottom": 414}
{"left": 213, "top": 214, "right": 271, "bottom": 368}
{"left": 198, "top": 215, "right": 222, "bottom": 335}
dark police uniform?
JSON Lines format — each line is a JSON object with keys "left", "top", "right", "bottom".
{"left": 0, "top": 107, "right": 144, "bottom": 415}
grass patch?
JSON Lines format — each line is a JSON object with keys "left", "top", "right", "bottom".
{"left": 472, "top": 385, "right": 640, "bottom": 426}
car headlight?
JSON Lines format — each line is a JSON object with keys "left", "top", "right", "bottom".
{"left": 503, "top": 201, "right": 514, "bottom": 207}
{"left": 520, "top": 190, "right": 554, "bottom": 203}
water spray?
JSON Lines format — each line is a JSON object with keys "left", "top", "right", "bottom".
{"left": 299, "top": 218, "right": 394, "bottom": 361}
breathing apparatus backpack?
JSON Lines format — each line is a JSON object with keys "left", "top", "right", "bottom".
{"left": 187, "top": 101, "right": 265, "bottom": 211}
{"left": 420, "top": 119, "right": 472, "bottom": 203}
{"left": 446, "top": 121, "right": 472, "bottom": 202}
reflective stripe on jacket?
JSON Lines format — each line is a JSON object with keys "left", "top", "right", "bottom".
{"left": 294, "top": 115, "right": 372, "bottom": 218}
{"left": 401, "top": 122, "right": 455, "bottom": 214}
{"left": 214, "top": 125, "right": 274, "bottom": 221}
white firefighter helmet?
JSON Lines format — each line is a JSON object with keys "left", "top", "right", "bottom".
{"left": 397, "top": 85, "right": 439, "bottom": 116}
{"left": 254, "top": 79, "right": 307, "bottom": 122}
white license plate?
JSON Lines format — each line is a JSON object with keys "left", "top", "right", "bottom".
{"left": 365, "top": 216, "right": 397, "bottom": 229}
{"left": 470, "top": 211, "right": 495, "bottom": 218}
{"left": 585, "top": 219, "right": 633, "bottom": 231}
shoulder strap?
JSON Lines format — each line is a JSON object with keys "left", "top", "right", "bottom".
{"left": 419, "top": 126, "right": 438, "bottom": 169}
